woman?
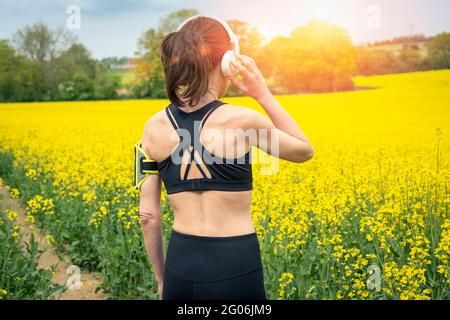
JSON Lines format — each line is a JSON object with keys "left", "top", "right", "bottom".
{"left": 138, "top": 15, "right": 314, "bottom": 300}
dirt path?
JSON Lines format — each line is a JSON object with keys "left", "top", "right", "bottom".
{"left": 0, "top": 179, "right": 107, "bottom": 300}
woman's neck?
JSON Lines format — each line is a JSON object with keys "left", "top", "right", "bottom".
{"left": 181, "top": 93, "right": 219, "bottom": 111}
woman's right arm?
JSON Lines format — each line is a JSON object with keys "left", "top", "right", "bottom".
{"left": 228, "top": 54, "right": 314, "bottom": 162}
{"left": 139, "top": 121, "right": 165, "bottom": 299}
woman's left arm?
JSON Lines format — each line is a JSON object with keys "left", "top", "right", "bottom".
{"left": 139, "top": 170, "right": 165, "bottom": 299}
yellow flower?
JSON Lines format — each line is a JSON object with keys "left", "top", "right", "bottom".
{"left": 277, "top": 272, "right": 297, "bottom": 300}
{"left": 10, "top": 188, "right": 20, "bottom": 198}
{"left": 45, "top": 235, "right": 54, "bottom": 244}
{"left": 5, "top": 209, "right": 18, "bottom": 222}
{"left": 26, "top": 169, "right": 37, "bottom": 180}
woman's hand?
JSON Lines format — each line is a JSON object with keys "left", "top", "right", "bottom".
{"left": 228, "top": 54, "right": 270, "bottom": 102}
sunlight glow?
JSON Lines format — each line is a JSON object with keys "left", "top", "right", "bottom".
{"left": 310, "top": 1, "right": 341, "bottom": 23}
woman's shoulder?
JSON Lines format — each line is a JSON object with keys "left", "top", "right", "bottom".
{"left": 219, "top": 102, "right": 254, "bottom": 115}
{"left": 142, "top": 109, "right": 172, "bottom": 160}
{"left": 144, "top": 109, "right": 172, "bottom": 135}
{"left": 145, "top": 109, "right": 167, "bottom": 127}
{"left": 216, "top": 102, "right": 266, "bottom": 130}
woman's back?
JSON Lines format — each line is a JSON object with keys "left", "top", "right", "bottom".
{"left": 143, "top": 100, "right": 255, "bottom": 236}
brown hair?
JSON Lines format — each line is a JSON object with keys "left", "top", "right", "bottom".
{"left": 160, "top": 17, "right": 233, "bottom": 108}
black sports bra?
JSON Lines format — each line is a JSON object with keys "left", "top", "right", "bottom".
{"left": 157, "top": 99, "right": 253, "bottom": 194}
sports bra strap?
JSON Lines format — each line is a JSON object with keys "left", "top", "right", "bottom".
{"left": 165, "top": 105, "right": 180, "bottom": 130}
{"left": 199, "top": 104, "right": 221, "bottom": 132}
{"left": 165, "top": 100, "right": 224, "bottom": 133}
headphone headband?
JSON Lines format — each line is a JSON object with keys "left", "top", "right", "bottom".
{"left": 176, "top": 14, "right": 239, "bottom": 54}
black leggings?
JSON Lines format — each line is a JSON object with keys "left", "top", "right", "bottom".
{"left": 162, "top": 229, "right": 266, "bottom": 300}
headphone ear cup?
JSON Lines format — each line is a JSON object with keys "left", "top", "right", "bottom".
{"left": 221, "top": 50, "right": 237, "bottom": 77}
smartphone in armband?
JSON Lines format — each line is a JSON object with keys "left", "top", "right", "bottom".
{"left": 134, "top": 140, "right": 159, "bottom": 190}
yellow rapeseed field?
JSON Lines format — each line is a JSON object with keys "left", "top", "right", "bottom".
{"left": 0, "top": 70, "right": 449, "bottom": 299}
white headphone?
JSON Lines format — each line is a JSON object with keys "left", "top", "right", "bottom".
{"left": 176, "top": 14, "right": 240, "bottom": 77}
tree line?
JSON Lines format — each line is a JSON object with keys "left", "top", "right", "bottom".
{"left": 0, "top": 23, "right": 120, "bottom": 102}
{"left": 1, "top": 9, "right": 449, "bottom": 102}
{"left": 365, "top": 34, "right": 430, "bottom": 46}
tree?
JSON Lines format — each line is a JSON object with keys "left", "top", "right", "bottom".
{"left": 0, "top": 40, "right": 43, "bottom": 102}
{"left": 13, "top": 21, "right": 75, "bottom": 62}
{"left": 260, "top": 36, "right": 290, "bottom": 79}
{"left": 56, "top": 43, "right": 119, "bottom": 100}
{"left": 94, "top": 68, "right": 120, "bottom": 100}
{"left": 398, "top": 47, "right": 425, "bottom": 72}
{"left": 356, "top": 48, "right": 401, "bottom": 75}
{"left": 263, "top": 20, "right": 356, "bottom": 93}
{"left": 428, "top": 32, "right": 450, "bottom": 69}
{"left": 56, "top": 44, "right": 97, "bottom": 100}
{"left": 0, "top": 41, "right": 19, "bottom": 101}
{"left": 133, "top": 9, "right": 199, "bottom": 98}
{"left": 132, "top": 26, "right": 167, "bottom": 98}
{"left": 227, "top": 20, "right": 264, "bottom": 57}
{"left": 57, "top": 44, "right": 96, "bottom": 80}
{"left": 13, "top": 21, "right": 76, "bottom": 100}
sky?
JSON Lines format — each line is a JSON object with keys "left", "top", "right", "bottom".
{"left": 0, "top": 0, "right": 449, "bottom": 59}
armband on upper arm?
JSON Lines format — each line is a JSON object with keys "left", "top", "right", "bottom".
{"left": 134, "top": 140, "right": 159, "bottom": 190}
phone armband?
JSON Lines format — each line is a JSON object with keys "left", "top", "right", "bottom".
{"left": 134, "top": 140, "right": 159, "bottom": 190}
